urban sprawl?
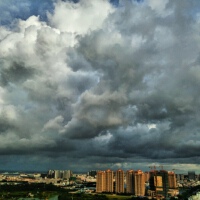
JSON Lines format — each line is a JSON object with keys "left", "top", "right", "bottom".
{"left": 1, "top": 168, "right": 200, "bottom": 199}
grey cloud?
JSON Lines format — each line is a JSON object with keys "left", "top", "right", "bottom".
{"left": 0, "top": 0, "right": 200, "bottom": 172}
{"left": 0, "top": 61, "right": 35, "bottom": 86}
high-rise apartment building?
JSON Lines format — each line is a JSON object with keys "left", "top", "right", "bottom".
{"left": 149, "top": 170, "right": 178, "bottom": 198}
{"left": 63, "top": 170, "right": 72, "bottom": 180}
{"left": 115, "top": 169, "right": 124, "bottom": 193}
{"left": 126, "top": 170, "right": 145, "bottom": 196}
{"left": 188, "top": 171, "right": 195, "bottom": 180}
{"left": 96, "top": 171, "right": 106, "bottom": 193}
{"left": 96, "top": 169, "right": 114, "bottom": 193}
{"left": 149, "top": 170, "right": 169, "bottom": 199}
{"left": 168, "top": 171, "right": 176, "bottom": 189}
{"left": 144, "top": 171, "right": 150, "bottom": 182}
{"left": 47, "top": 170, "right": 55, "bottom": 178}
{"left": 88, "top": 170, "right": 98, "bottom": 177}
{"left": 168, "top": 171, "right": 178, "bottom": 197}
{"left": 54, "top": 170, "right": 62, "bottom": 179}
{"left": 47, "top": 170, "right": 72, "bottom": 179}
{"left": 105, "top": 169, "right": 114, "bottom": 193}
{"left": 134, "top": 170, "right": 145, "bottom": 196}
{"left": 126, "top": 170, "right": 134, "bottom": 194}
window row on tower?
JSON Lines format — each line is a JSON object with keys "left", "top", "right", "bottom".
{"left": 96, "top": 169, "right": 146, "bottom": 196}
{"left": 96, "top": 169, "right": 177, "bottom": 198}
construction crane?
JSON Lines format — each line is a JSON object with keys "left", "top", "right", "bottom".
{"left": 149, "top": 166, "right": 153, "bottom": 170}
{"left": 149, "top": 166, "right": 156, "bottom": 170}
{"left": 158, "top": 165, "right": 163, "bottom": 170}
{"left": 171, "top": 169, "right": 179, "bottom": 174}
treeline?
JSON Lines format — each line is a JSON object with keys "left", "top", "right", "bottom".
{"left": 58, "top": 193, "right": 151, "bottom": 200}
{"left": 58, "top": 194, "right": 108, "bottom": 200}
{"left": 0, "top": 182, "right": 186, "bottom": 200}
{"left": 177, "top": 185, "right": 200, "bottom": 200}
{"left": 0, "top": 182, "right": 64, "bottom": 199}
{"left": 0, "top": 182, "right": 64, "bottom": 192}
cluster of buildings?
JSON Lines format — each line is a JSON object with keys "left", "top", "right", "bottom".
{"left": 0, "top": 170, "right": 73, "bottom": 186}
{"left": 96, "top": 169, "right": 178, "bottom": 199}
{"left": 47, "top": 170, "right": 72, "bottom": 180}
{"left": 2, "top": 169, "right": 200, "bottom": 199}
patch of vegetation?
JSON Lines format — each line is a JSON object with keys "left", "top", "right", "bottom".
{"left": 177, "top": 185, "right": 200, "bottom": 200}
{"left": 0, "top": 182, "right": 64, "bottom": 199}
{"left": 58, "top": 193, "right": 108, "bottom": 200}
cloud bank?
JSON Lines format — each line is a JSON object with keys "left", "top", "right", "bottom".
{"left": 0, "top": 0, "right": 200, "bottom": 172}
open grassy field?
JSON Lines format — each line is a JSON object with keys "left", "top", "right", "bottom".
{"left": 106, "top": 194, "right": 133, "bottom": 199}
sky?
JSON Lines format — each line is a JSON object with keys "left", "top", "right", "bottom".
{"left": 0, "top": 0, "right": 200, "bottom": 173}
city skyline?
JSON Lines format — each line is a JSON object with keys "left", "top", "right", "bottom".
{"left": 0, "top": 0, "right": 200, "bottom": 173}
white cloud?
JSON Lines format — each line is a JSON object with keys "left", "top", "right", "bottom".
{"left": 48, "top": 0, "right": 114, "bottom": 35}
{"left": 147, "top": 0, "right": 170, "bottom": 16}
{"left": 43, "top": 115, "right": 64, "bottom": 131}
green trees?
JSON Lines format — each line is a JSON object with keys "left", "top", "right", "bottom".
{"left": 58, "top": 193, "right": 108, "bottom": 200}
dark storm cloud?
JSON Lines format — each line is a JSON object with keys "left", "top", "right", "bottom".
{"left": 0, "top": 0, "right": 200, "bottom": 172}
{"left": 0, "top": 61, "right": 35, "bottom": 86}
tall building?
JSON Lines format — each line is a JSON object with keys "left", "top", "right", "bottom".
{"left": 134, "top": 170, "right": 145, "bottom": 196}
{"left": 96, "top": 169, "right": 114, "bottom": 193}
{"left": 105, "top": 169, "right": 114, "bottom": 193}
{"left": 115, "top": 169, "right": 124, "bottom": 193}
{"left": 149, "top": 170, "right": 157, "bottom": 192}
{"left": 149, "top": 170, "right": 169, "bottom": 199}
{"left": 54, "top": 170, "right": 62, "bottom": 179}
{"left": 168, "top": 171, "right": 176, "bottom": 189}
{"left": 63, "top": 170, "right": 72, "bottom": 180}
{"left": 126, "top": 170, "right": 134, "bottom": 194}
{"left": 47, "top": 170, "right": 55, "bottom": 178}
{"left": 96, "top": 171, "right": 106, "bottom": 193}
{"left": 126, "top": 170, "right": 145, "bottom": 196}
{"left": 188, "top": 171, "right": 195, "bottom": 180}
{"left": 176, "top": 174, "right": 184, "bottom": 181}
{"left": 149, "top": 170, "right": 178, "bottom": 198}
{"left": 144, "top": 171, "right": 150, "bottom": 182}
{"left": 88, "top": 170, "right": 98, "bottom": 177}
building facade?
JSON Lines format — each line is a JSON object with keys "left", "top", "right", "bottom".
{"left": 63, "top": 170, "right": 72, "bottom": 180}
{"left": 126, "top": 170, "right": 134, "bottom": 194}
{"left": 96, "top": 169, "right": 114, "bottom": 193}
{"left": 188, "top": 171, "right": 195, "bottom": 180}
{"left": 126, "top": 169, "right": 145, "bottom": 196}
{"left": 134, "top": 170, "right": 145, "bottom": 196}
{"left": 168, "top": 171, "right": 177, "bottom": 189}
{"left": 96, "top": 171, "right": 106, "bottom": 193}
{"left": 115, "top": 169, "right": 124, "bottom": 193}
{"left": 105, "top": 169, "right": 114, "bottom": 193}
{"left": 149, "top": 170, "right": 169, "bottom": 199}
